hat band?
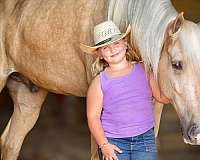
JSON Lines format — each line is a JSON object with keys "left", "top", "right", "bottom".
{"left": 95, "top": 37, "right": 112, "bottom": 46}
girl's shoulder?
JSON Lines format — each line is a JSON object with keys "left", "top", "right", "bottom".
{"left": 131, "top": 61, "right": 149, "bottom": 77}
{"left": 88, "top": 75, "right": 101, "bottom": 94}
{"left": 131, "top": 60, "right": 144, "bottom": 68}
{"left": 87, "top": 75, "right": 103, "bottom": 103}
{"left": 90, "top": 75, "right": 101, "bottom": 87}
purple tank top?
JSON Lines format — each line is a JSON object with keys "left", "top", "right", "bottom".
{"left": 100, "top": 63, "right": 154, "bottom": 138}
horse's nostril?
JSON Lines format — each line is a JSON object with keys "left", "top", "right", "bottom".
{"left": 187, "top": 124, "right": 198, "bottom": 141}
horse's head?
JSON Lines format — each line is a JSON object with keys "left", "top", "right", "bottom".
{"left": 159, "top": 13, "right": 200, "bottom": 145}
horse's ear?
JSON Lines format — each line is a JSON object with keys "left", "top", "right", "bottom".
{"left": 169, "top": 12, "right": 184, "bottom": 35}
{"left": 165, "top": 13, "right": 184, "bottom": 54}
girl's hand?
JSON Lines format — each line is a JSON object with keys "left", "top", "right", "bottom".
{"left": 101, "top": 143, "right": 122, "bottom": 160}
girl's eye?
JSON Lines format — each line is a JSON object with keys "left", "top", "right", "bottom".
{"left": 102, "top": 46, "right": 108, "bottom": 50}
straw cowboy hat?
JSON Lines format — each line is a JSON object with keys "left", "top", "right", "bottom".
{"left": 80, "top": 20, "right": 131, "bottom": 54}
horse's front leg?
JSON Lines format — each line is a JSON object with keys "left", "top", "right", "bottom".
{"left": 153, "top": 101, "right": 164, "bottom": 137}
{"left": 0, "top": 78, "right": 47, "bottom": 160}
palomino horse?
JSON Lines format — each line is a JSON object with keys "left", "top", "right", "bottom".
{"left": 108, "top": 0, "right": 200, "bottom": 145}
{"left": 0, "top": 0, "right": 200, "bottom": 160}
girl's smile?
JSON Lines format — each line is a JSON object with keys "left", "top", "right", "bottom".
{"left": 110, "top": 52, "right": 120, "bottom": 57}
{"left": 98, "top": 39, "right": 127, "bottom": 64}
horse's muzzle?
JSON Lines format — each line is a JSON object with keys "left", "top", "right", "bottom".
{"left": 183, "top": 124, "right": 200, "bottom": 145}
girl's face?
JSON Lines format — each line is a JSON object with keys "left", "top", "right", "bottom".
{"left": 98, "top": 39, "right": 127, "bottom": 65}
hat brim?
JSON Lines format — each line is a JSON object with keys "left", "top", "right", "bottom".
{"left": 80, "top": 24, "right": 131, "bottom": 54}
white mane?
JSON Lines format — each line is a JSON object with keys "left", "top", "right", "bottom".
{"left": 108, "top": 0, "right": 178, "bottom": 75}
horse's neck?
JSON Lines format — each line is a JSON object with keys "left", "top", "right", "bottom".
{"left": 108, "top": 0, "right": 178, "bottom": 75}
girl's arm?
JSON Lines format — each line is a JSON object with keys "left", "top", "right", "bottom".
{"left": 87, "top": 75, "right": 122, "bottom": 159}
{"left": 148, "top": 72, "right": 171, "bottom": 104}
{"left": 87, "top": 75, "right": 108, "bottom": 147}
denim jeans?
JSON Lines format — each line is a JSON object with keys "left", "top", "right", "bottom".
{"left": 98, "top": 128, "right": 157, "bottom": 160}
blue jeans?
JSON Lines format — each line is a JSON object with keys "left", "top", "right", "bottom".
{"left": 98, "top": 128, "right": 157, "bottom": 160}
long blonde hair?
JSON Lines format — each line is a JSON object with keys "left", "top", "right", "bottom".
{"left": 91, "top": 42, "right": 141, "bottom": 77}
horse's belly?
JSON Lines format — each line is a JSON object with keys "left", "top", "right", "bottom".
{"left": 16, "top": 53, "right": 92, "bottom": 97}
{"left": 27, "top": 69, "right": 89, "bottom": 97}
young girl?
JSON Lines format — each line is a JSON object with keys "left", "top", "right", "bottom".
{"left": 80, "top": 21, "right": 170, "bottom": 160}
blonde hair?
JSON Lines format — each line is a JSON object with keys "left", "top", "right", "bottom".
{"left": 91, "top": 43, "right": 141, "bottom": 77}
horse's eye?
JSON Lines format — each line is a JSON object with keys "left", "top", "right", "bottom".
{"left": 171, "top": 61, "right": 183, "bottom": 70}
